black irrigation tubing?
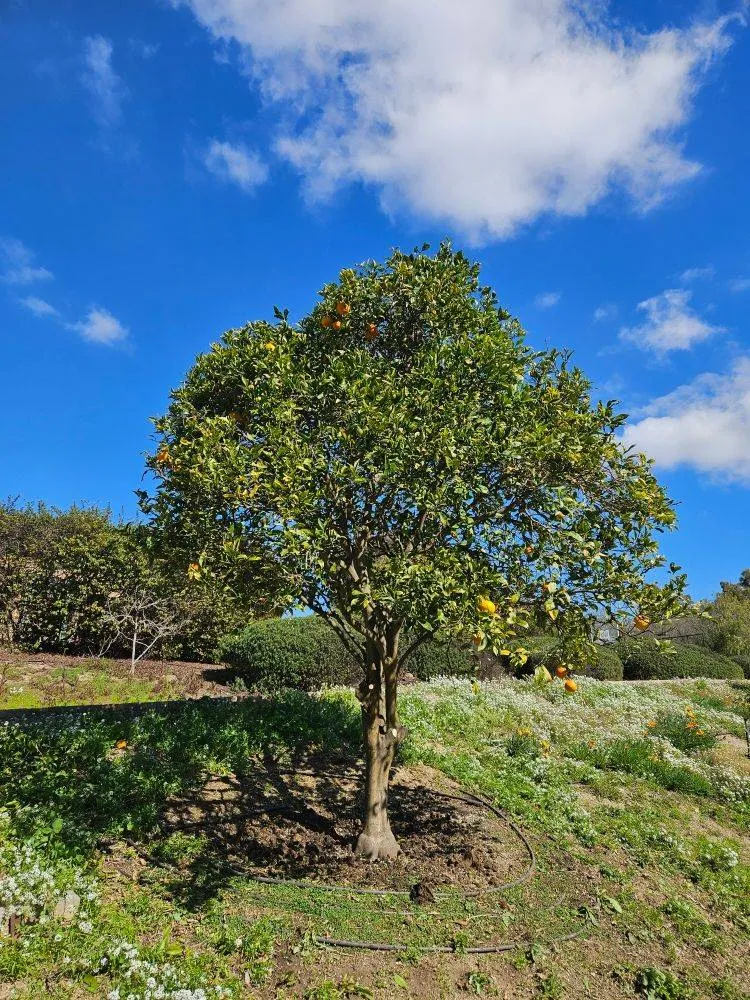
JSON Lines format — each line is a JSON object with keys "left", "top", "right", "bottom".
{"left": 204, "top": 787, "right": 536, "bottom": 900}
{"left": 316, "top": 927, "right": 589, "bottom": 954}
{"left": 125, "top": 770, "right": 592, "bottom": 953}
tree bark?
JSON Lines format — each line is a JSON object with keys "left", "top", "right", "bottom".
{"left": 355, "top": 635, "right": 406, "bottom": 860}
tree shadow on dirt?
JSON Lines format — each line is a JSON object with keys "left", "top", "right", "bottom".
{"left": 156, "top": 754, "right": 513, "bottom": 911}
{"left": 0, "top": 691, "right": 361, "bottom": 857}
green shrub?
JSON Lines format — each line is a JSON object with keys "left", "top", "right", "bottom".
{"left": 733, "top": 655, "right": 750, "bottom": 679}
{"left": 586, "top": 644, "right": 624, "bottom": 681}
{"left": 219, "top": 616, "right": 477, "bottom": 690}
{"left": 407, "top": 639, "right": 475, "bottom": 680}
{"left": 217, "top": 616, "right": 359, "bottom": 691}
{"left": 618, "top": 641, "right": 744, "bottom": 681}
{"left": 518, "top": 636, "right": 623, "bottom": 680}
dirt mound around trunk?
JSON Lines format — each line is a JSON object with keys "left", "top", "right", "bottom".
{"left": 158, "top": 761, "right": 529, "bottom": 895}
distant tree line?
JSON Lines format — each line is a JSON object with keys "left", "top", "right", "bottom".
{"left": 0, "top": 499, "right": 274, "bottom": 663}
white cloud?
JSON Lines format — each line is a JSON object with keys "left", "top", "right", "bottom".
{"left": 728, "top": 277, "right": 750, "bottom": 293}
{"left": 203, "top": 139, "right": 269, "bottom": 192}
{"left": 174, "top": 0, "right": 738, "bottom": 238}
{"left": 680, "top": 265, "right": 715, "bottom": 282}
{"left": 535, "top": 291, "right": 561, "bottom": 309}
{"left": 68, "top": 307, "right": 128, "bottom": 345}
{"left": 82, "top": 36, "right": 126, "bottom": 126}
{"left": 622, "top": 358, "right": 750, "bottom": 483}
{"left": 0, "top": 239, "right": 53, "bottom": 285}
{"left": 619, "top": 288, "right": 722, "bottom": 354}
{"left": 594, "top": 303, "right": 618, "bottom": 322}
{"left": 20, "top": 296, "right": 59, "bottom": 318}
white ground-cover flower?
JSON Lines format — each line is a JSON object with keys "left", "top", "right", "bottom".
{"left": 104, "top": 938, "right": 234, "bottom": 1000}
{"left": 406, "top": 677, "right": 750, "bottom": 804}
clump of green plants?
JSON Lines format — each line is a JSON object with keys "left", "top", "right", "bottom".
{"left": 646, "top": 708, "right": 717, "bottom": 754}
{"left": 634, "top": 966, "right": 695, "bottom": 1000}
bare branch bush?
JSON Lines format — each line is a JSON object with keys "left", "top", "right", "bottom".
{"left": 99, "top": 586, "right": 192, "bottom": 674}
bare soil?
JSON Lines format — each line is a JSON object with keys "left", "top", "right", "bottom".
{"left": 159, "top": 761, "right": 529, "bottom": 896}
{"left": 0, "top": 651, "right": 249, "bottom": 706}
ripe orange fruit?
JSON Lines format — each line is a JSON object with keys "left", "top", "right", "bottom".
{"left": 564, "top": 678, "right": 577, "bottom": 693}
{"left": 332, "top": 320, "right": 342, "bottom": 331}
{"left": 478, "top": 597, "right": 496, "bottom": 615}
{"left": 115, "top": 740, "right": 128, "bottom": 750}
{"left": 156, "top": 447, "right": 171, "bottom": 467}
{"left": 555, "top": 666, "right": 567, "bottom": 678}
{"left": 336, "top": 301, "right": 351, "bottom": 316}
{"left": 365, "top": 323, "right": 378, "bottom": 342}
{"left": 472, "top": 633, "right": 483, "bottom": 646}
{"left": 321, "top": 316, "right": 332, "bottom": 328}
{"left": 634, "top": 614, "right": 650, "bottom": 632}
{"left": 524, "top": 545, "right": 534, "bottom": 556}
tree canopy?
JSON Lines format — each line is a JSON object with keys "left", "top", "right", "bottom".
{"left": 145, "top": 243, "right": 687, "bottom": 857}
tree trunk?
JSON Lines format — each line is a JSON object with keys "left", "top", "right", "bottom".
{"left": 355, "top": 636, "right": 406, "bottom": 860}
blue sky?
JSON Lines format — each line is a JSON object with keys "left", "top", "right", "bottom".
{"left": 1, "top": 0, "right": 749, "bottom": 599}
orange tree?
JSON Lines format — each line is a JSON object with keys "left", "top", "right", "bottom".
{"left": 144, "top": 244, "right": 686, "bottom": 860}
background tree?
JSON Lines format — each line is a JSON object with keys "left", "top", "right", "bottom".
{"left": 706, "top": 570, "right": 750, "bottom": 665}
{"left": 0, "top": 500, "right": 256, "bottom": 662}
{"left": 99, "top": 584, "right": 192, "bottom": 673}
{"left": 144, "top": 244, "right": 687, "bottom": 860}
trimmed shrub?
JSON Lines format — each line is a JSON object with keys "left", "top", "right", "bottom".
{"left": 217, "top": 616, "right": 359, "bottom": 691}
{"left": 218, "top": 616, "right": 477, "bottom": 690}
{"left": 733, "top": 655, "right": 750, "bottom": 680}
{"left": 588, "top": 644, "right": 625, "bottom": 681}
{"left": 515, "top": 636, "right": 624, "bottom": 680}
{"left": 618, "top": 641, "right": 744, "bottom": 681}
{"left": 407, "top": 640, "right": 475, "bottom": 681}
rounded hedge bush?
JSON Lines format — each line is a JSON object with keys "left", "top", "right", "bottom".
{"left": 732, "top": 655, "right": 750, "bottom": 680}
{"left": 618, "top": 641, "right": 745, "bottom": 681}
{"left": 407, "top": 640, "right": 475, "bottom": 681}
{"left": 217, "top": 616, "right": 360, "bottom": 691}
{"left": 218, "top": 615, "right": 476, "bottom": 690}
{"left": 515, "top": 636, "right": 623, "bottom": 681}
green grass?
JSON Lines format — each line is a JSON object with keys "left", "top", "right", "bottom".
{"left": 0, "top": 676, "right": 748, "bottom": 998}
{"left": 0, "top": 658, "right": 180, "bottom": 710}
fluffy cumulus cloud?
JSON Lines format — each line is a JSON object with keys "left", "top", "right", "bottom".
{"left": 535, "top": 291, "right": 561, "bottom": 309}
{"left": 0, "top": 239, "right": 53, "bottom": 285}
{"left": 81, "top": 36, "right": 126, "bottom": 126}
{"left": 203, "top": 139, "right": 269, "bottom": 192}
{"left": 175, "top": 0, "right": 737, "bottom": 237}
{"left": 622, "top": 358, "right": 750, "bottom": 483}
{"left": 619, "top": 288, "right": 722, "bottom": 353}
{"left": 728, "top": 277, "right": 750, "bottom": 293}
{"left": 68, "top": 307, "right": 128, "bottom": 345}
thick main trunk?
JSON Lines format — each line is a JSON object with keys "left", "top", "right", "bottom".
{"left": 355, "top": 700, "right": 399, "bottom": 860}
{"left": 355, "top": 641, "right": 406, "bottom": 861}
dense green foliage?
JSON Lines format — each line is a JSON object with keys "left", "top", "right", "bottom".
{"left": 218, "top": 616, "right": 360, "bottom": 691}
{"left": 618, "top": 641, "right": 744, "bottom": 681}
{"left": 145, "top": 243, "right": 687, "bottom": 682}
{"left": 218, "top": 614, "right": 476, "bottom": 689}
{"left": 0, "top": 499, "right": 255, "bottom": 661}
{"left": 406, "top": 636, "right": 475, "bottom": 680}
{"left": 517, "top": 635, "right": 624, "bottom": 680}
{"left": 702, "top": 571, "right": 750, "bottom": 664}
